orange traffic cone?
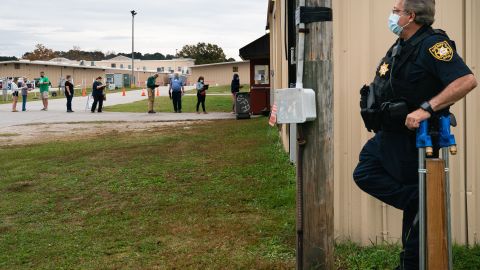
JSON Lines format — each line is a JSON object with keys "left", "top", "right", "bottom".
{"left": 82, "top": 87, "right": 86, "bottom": 97}
{"left": 141, "top": 89, "right": 146, "bottom": 96}
{"left": 156, "top": 88, "right": 160, "bottom": 96}
{"left": 122, "top": 87, "right": 126, "bottom": 96}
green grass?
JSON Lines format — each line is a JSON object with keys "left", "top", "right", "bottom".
{"left": 2, "top": 117, "right": 479, "bottom": 269}
{"left": 185, "top": 84, "right": 250, "bottom": 94}
{"left": 335, "top": 241, "right": 480, "bottom": 270}
{"left": 104, "top": 95, "right": 234, "bottom": 113}
{"left": 0, "top": 118, "right": 296, "bottom": 269}
{"left": 0, "top": 133, "right": 19, "bottom": 137}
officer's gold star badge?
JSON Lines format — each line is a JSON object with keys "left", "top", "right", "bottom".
{"left": 429, "top": 41, "right": 453, "bottom": 62}
{"left": 379, "top": 62, "right": 389, "bottom": 77}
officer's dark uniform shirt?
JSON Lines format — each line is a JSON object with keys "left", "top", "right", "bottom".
{"left": 370, "top": 26, "right": 473, "bottom": 132}
{"left": 410, "top": 32, "right": 472, "bottom": 90}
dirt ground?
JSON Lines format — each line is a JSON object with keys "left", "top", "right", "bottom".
{"left": 0, "top": 121, "right": 197, "bottom": 147}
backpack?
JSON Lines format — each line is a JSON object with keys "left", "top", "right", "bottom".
{"left": 171, "top": 78, "right": 182, "bottom": 91}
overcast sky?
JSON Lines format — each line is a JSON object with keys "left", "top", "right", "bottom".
{"left": 0, "top": 0, "right": 268, "bottom": 60}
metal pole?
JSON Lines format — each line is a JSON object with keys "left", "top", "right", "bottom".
{"left": 419, "top": 148, "right": 426, "bottom": 270}
{"left": 442, "top": 148, "right": 453, "bottom": 270}
{"left": 131, "top": 10, "right": 137, "bottom": 88}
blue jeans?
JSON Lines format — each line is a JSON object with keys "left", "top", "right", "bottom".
{"left": 66, "top": 91, "right": 74, "bottom": 111}
{"left": 22, "top": 95, "right": 27, "bottom": 111}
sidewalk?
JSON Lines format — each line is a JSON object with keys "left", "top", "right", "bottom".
{"left": 0, "top": 86, "right": 235, "bottom": 130}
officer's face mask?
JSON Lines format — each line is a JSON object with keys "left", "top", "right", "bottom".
{"left": 388, "top": 13, "right": 412, "bottom": 36}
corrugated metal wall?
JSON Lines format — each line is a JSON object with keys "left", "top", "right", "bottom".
{"left": 190, "top": 62, "right": 250, "bottom": 86}
{"left": 269, "top": 0, "right": 479, "bottom": 245}
{"left": 465, "top": 0, "right": 480, "bottom": 245}
{"left": 0, "top": 63, "right": 104, "bottom": 87}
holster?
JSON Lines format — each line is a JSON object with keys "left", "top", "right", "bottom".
{"left": 360, "top": 84, "right": 382, "bottom": 132}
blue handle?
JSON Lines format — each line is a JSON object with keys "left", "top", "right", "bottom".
{"left": 416, "top": 120, "right": 433, "bottom": 149}
{"left": 438, "top": 115, "right": 456, "bottom": 148}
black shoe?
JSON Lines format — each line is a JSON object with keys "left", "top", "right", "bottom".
{"left": 67, "top": 110, "right": 74, "bottom": 113}
{"left": 91, "top": 111, "right": 95, "bottom": 113}
{"left": 178, "top": 110, "right": 182, "bottom": 113}
{"left": 148, "top": 110, "right": 156, "bottom": 114}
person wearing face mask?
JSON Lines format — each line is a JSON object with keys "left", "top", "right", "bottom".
{"left": 353, "top": 0, "right": 477, "bottom": 269}
{"left": 195, "top": 76, "right": 208, "bottom": 114}
{"left": 64, "top": 75, "right": 74, "bottom": 112}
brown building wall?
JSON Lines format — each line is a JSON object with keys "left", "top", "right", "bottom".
{"left": 0, "top": 63, "right": 158, "bottom": 89}
{"left": 0, "top": 62, "right": 104, "bottom": 87}
{"left": 190, "top": 61, "right": 250, "bottom": 86}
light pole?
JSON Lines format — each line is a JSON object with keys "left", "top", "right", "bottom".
{"left": 130, "top": 10, "right": 137, "bottom": 88}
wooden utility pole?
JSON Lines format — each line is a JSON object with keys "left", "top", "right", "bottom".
{"left": 297, "top": 0, "right": 334, "bottom": 268}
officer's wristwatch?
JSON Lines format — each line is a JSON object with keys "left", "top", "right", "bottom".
{"left": 420, "top": 101, "right": 435, "bottom": 115}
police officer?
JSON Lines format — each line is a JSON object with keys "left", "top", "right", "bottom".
{"left": 147, "top": 73, "right": 160, "bottom": 114}
{"left": 353, "top": 0, "right": 477, "bottom": 269}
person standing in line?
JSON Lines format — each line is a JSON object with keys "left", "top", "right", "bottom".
{"left": 230, "top": 73, "right": 240, "bottom": 113}
{"left": 10, "top": 78, "right": 19, "bottom": 112}
{"left": 196, "top": 76, "right": 208, "bottom": 114}
{"left": 91, "top": 76, "right": 106, "bottom": 113}
{"left": 168, "top": 73, "right": 184, "bottom": 113}
{"left": 65, "top": 75, "right": 74, "bottom": 112}
{"left": 38, "top": 71, "right": 50, "bottom": 111}
{"left": 20, "top": 77, "right": 30, "bottom": 111}
{"left": 146, "top": 73, "right": 160, "bottom": 114}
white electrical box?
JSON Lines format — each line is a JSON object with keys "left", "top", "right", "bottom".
{"left": 274, "top": 88, "right": 316, "bottom": 124}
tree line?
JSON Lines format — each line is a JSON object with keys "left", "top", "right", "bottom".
{"left": 2, "top": 43, "right": 236, "bottom": 65}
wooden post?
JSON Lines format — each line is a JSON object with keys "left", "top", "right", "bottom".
{"left": 298, "top": 0, "right": 334, "bottom": 268}
{"left": 426, "top": 159, "right": 449, "bottom": 270}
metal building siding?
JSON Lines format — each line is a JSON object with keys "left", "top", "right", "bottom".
{"left": 465, "top": 0, "right": 480, "bottom": 245}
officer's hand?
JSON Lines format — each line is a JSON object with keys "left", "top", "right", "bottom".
{"left": 405, "top": 109, "right": 431, "bottom": 130}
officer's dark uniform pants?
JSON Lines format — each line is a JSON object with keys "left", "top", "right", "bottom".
{"left": 91, "top": 95, "right": 104, "bottom": 112}
{"left": 172, "top": 91, "right": 182, "bottom": 112}
{"left": 353, "top": 131, "right": 419, "bottom": 270}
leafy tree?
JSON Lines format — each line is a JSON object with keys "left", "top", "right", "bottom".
{"left": 143, "top": 53, "right": 166, "bottom": 60}
{"left": 227, "top": 57, "right": 236, "bottom": 62}
{"left": 0, "top": 56, "right": 17, "bottom": 61}
{"left": 165, "top": 54, "right": 175, "bottom": 60}
{"left": 22, "top": 44, "right": 58, "bottom": 61}
{"left": 177, "top": 42, "right": 227, "bottom": 65}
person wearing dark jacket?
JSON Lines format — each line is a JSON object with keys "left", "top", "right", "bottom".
{"left": 230, "top": 73, "right": 240, "bottom": 113}
{"left": 196, "top": 76, "right": 208, "bottom": 114}
{"left": 91, "top": 76, "right": 106, "bottom": 113}
{"left": 65, "top": 75, "right": 74, "bottom": 112}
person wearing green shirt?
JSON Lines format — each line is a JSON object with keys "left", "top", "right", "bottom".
{"left": 38, "top": 71, "right": 50, "bottom": 111}
{"left": 146, "top": 73, "right": 160, "bottom": 114}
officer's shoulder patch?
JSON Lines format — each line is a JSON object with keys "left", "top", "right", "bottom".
{"left": 428, "top": 41, "right": 453, "bottom": 62}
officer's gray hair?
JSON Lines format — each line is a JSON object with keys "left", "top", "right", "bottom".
{"left": 404, "top": 0, "right": 435, "bottom": 26}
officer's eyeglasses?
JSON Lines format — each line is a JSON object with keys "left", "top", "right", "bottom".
{"left": 392, "top": 9, "right": 408, "bottom": 15}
